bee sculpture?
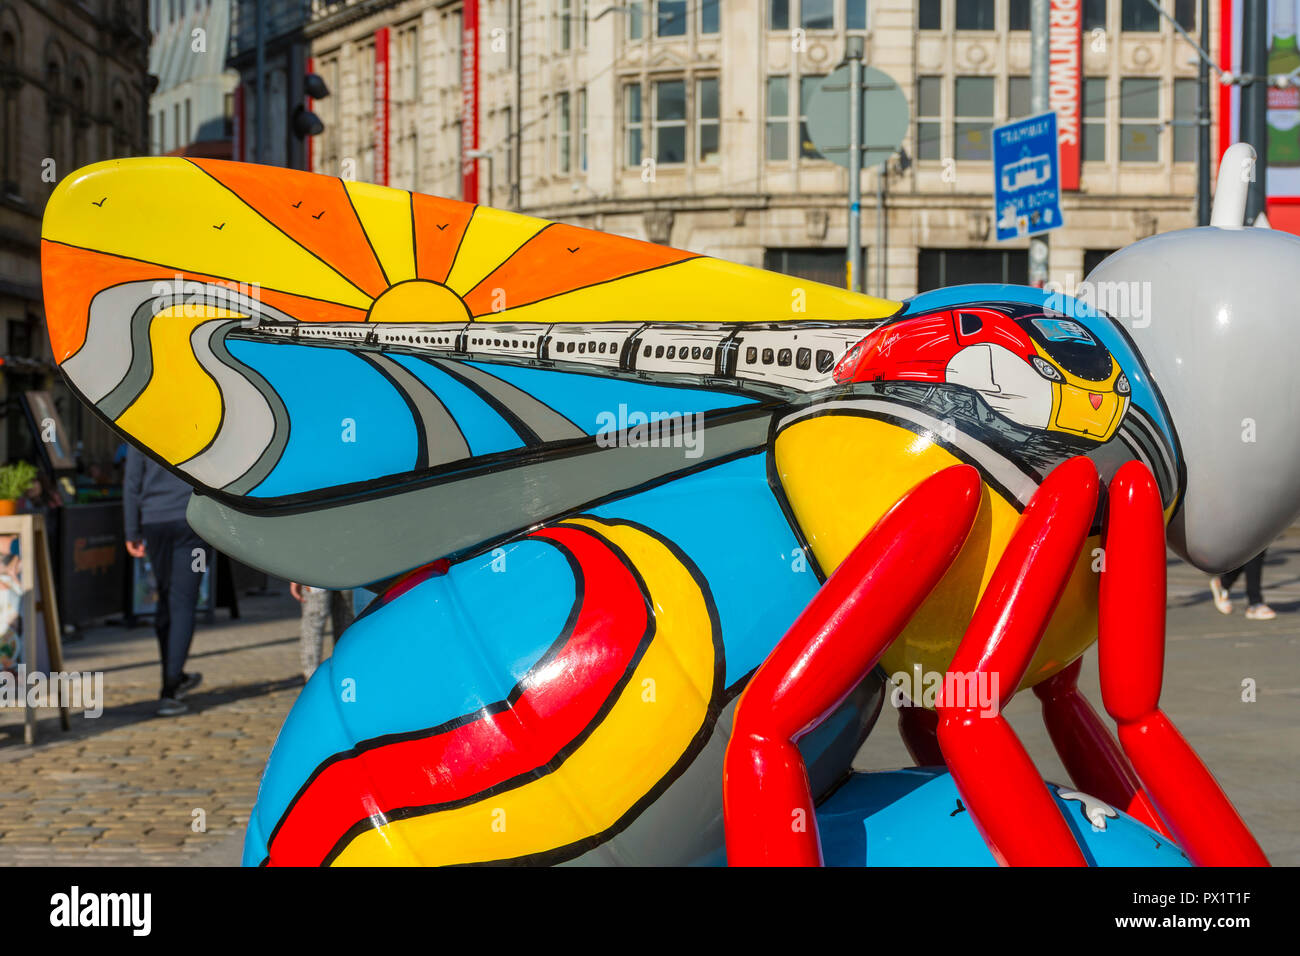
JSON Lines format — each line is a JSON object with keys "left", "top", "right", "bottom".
{"left": 40, "top": 152, "right": 1284, "bottom": 866}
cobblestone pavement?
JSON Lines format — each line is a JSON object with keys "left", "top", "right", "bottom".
{"left": 2, "top": 531, "right": 1297, "bottom": 867}
{"left": 0, "top": 588, "right": 305, "bottom": 866}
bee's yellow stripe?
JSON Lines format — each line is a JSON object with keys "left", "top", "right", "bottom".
{"left": 331, "top": 518, "right": 717, "bottom": 866}
{"left": 115, "top": 306, "right": 236, "bottom": 465}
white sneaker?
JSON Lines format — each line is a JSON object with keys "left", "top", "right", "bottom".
{"left": 1245, "top": 604, "right": 1276, "bottom": 621}
{"left": 1209, "top": 577, "right": 1233, "bottom": 615}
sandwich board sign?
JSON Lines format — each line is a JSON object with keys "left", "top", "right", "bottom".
{"left": 994, "top": 112, "right": 1065, "bottom": 241}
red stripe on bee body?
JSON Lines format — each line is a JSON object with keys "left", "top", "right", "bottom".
{"left": 265, "top": 524, "right": 649, "bottom": 866}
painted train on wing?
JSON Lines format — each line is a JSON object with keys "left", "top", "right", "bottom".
{"left": 253, "top": 300, "right": 1131, "bottom": 443}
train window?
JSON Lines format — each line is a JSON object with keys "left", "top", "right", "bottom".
{"left": 746, "top": 347, "right": 758, "bottom": 364}
{"left": 704, "top": 347, "right": 713, "bottom": 360}
{"left": 778, "top": 349, "right": 792, "bottom": 367}
{"left": 667, "top": 346, "right": 676, "bottom": 359}
{"left": 656, "top": 346, "right": 665, "bottom": 358}
{"left": 762, "top": 348, "right": 775, "bottom": 365}
{"left": 796, "top": 348, "right": 812, "bottom": 370}
{"left": 644, "top": 345, "right": 652, "bottom": 357}
{"left": 816, "top": 349, "right": 835, "bottom": 373}
{"left": 579, "top": 342, "right": 587, "bottom": 353}
{"left": 598, "top": 342, "right": 607, "bottom": 353}
{"left": 691, "top": 346, "right": 701, "bottom": 360}
{"left": 958, "top": 312, "right": 983, "bottom": 336}
{"left": 512, "top": 340, "right": 519, "bottom": 348}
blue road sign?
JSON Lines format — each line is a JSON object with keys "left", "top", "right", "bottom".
{"left": 993, "top": 112, "right": 1064, "bottom": 241}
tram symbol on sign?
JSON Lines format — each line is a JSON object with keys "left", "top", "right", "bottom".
{"left": 1000, "top": 152, "right": 1053, "bottom": 193}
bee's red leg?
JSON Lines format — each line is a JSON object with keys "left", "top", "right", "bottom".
{"left": 723, "top": 464, "right": 982, "bottom": 866}
{"left": 1032, "top": 658, "right": 1172, "bottom": 837}
{"left": 1100, "top": 462, "right": 1269, "bottom": 866}
{"left": 898, "top": 705, "right": 945, "bottom": 766}
{"left": 935, "top": 456, "right": 1098, "bottom": 867}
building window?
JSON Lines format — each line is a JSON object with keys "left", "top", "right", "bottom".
{"left": 1082, "top": 77, "right": 1106, "bottom": 161}
{"left": 1175, "top": 0, "right": 1196, "bottom": 31}
{"left": 918, "top": 249, "right": 1028, "bottom": 292}
{"left": 802, "top": 0, "right": 833, "bottom": 30}
{"left": 557, "top": 91, "right": 571, "bottom": 174}
{"left": 800, "top": 75, "right": 825, "bottom": 158}
{"left": 657, "top": 0, "right": 687, "bottom": 37}
{"left": 184, "top": 98, "right": 192, "bottom": 144}
{"left": 767, "top": 75, "right": 789, "bottom": 160}
{"left": 847, "top": 0, "right": 867, "bottom": 30}
{"left": 559, "top": 0, "right": 572, "bottom": 51}
{"left": 625, "top": 83, "right": 643, "bottom": 165}
{"left": 698, "top": 76, "right": 719, "bottom": 163}
{"left": 1083, "top": 0, "right": 1107, "bottom": 31}
{"left": 918, "top": 0, "right": 941, "bottom": 30}
{"left": 578, "top": 88, "right": 588, "bottom": 171}
{"left": 765, "top": 248, "right": 854, "bottom": 288}
{"left": 1121, "top": 0, "right": 1159, "bottom": 32}
{"left": 1007, "top": 75, "right": 1031, "bottom": 119}
{"left": 1174, "top": 77, "right": 1197, "bottom": 162}
{"left": 701, "top": 0, "right": 720, "bottom": 34}
{"left": 770, "top": 0, "right": 790, "bottom": 30}
{"left": 1010, "top": 0, "right": 1029, "bottom": 31}
{"left": 1119, "top": 77, "right": 1160, "bottom": 161}
{"left": 1084, "top": 249, "right": 1119, "bottom": 275}
{"left": 629, "top": 1, "right": 644, "bottom": 39}
{"left": 581, "top": 0, "right": 590, "bottom": 46}
{"left": 954, "top": 76, "right": 994, "bottom": 160}
{"left": 956, "top": 0, "right": 994, "bottom": 30}
{"left": 654, "top": 79, "right": 686, "bottom": 164}
{"left": 917, "top": 76, "right": 941, "bottom": 160}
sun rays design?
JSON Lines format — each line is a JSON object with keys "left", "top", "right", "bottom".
{"left": 40, "top": 157, "right": 899, "bottom": 364}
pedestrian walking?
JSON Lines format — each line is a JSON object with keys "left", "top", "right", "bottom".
{"left": 123, "top": 447, "right": 206, "bottom": 715}
{"left": 292, "top": 583, "right": 354, "bottom": 681}
{"left": 1210, "top": 550, "right": 1275, "bottom": 621}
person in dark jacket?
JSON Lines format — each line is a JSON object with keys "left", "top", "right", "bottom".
{"left": 123, "top": 447, "right": 206, "bottom": 716}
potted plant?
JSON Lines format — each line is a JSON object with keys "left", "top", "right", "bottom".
{"left": 0, "top": 462, "right": 37, "bottom": 516}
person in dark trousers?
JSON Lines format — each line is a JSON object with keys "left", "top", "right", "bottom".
{"left": 124, "top": 447, "right": 206, "bottom": 715}
{"left": 1210, "top": 550, "right": 1275, "bottom": 621}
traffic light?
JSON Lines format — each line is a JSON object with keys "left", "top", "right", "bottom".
{"left": 293, "top": 72, "right": 330, "bottom": 139}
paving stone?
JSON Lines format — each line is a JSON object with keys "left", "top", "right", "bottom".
{"left": 0, "top": 592, "right": 302, "bottom": 867}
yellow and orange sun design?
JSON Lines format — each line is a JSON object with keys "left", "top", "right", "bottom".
{"left": 41, "top": 157, "right": 899, "bottom": 365}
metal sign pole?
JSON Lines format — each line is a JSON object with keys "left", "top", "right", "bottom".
{"left": 1030, "top": 0, "right": 1050, "bottom": 287}
{"left": 847, "top": 40, "right": 863, "bottom": 293}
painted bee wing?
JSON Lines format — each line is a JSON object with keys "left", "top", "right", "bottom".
{"left": 41, "top": 158, "right": 898, "bottom": 586}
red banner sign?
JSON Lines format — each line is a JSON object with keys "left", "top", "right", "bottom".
{"left": 374, "top": 27, "right": 390, "bottom": 186}
{"left": 1049, "top": 0, "right": 1081, "bottom": 191}
{"left": 461, "top": 2, "right": 480, "bottom": 202}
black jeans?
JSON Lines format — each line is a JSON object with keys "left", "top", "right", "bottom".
{"left": 142, "top": 520, "right": 209, "bottom": 698}
{"left": 1220, "top": 550, "right": 1266, "bottom": 606}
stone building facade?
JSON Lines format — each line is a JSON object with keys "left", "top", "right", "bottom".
{"left": 0, "top": 0, "right": 151, "bottom": 467}
{"left": 291, "top": 1, "right": 1214, "bottom": 300}
{"left": 148, "top": 0, "right": 239, "bottom": 158}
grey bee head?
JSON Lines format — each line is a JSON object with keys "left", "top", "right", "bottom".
{"left": 1087, "top": 222, "right": 1300, "bottom": 573}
